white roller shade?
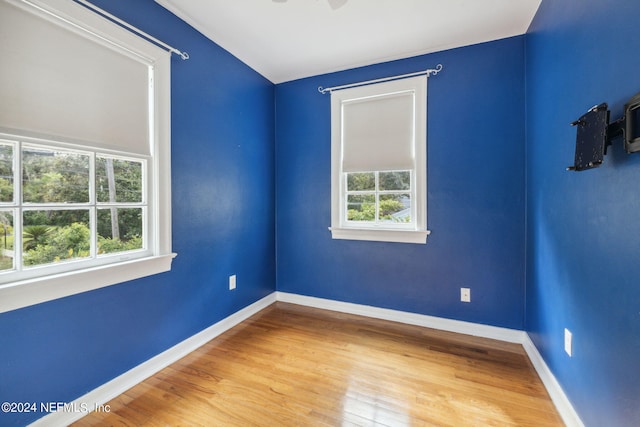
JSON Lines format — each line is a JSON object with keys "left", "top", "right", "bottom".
{"left": 0, "top": 0, "right": 151, "bottom": 155}
{"left": 341, "top": 91, "right": 415, "bottom": 172}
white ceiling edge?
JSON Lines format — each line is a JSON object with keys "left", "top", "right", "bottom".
{"left": 155, "top": 0, "right": 541, "bottom": 84}
{"left": 275, "top": 33, "right": 514, "bottom": 85}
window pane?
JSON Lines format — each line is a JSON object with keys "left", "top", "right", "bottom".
{"left": 96, "top": 157, "right": 143, "bottom": 203}
{"left": 347, "top": 194, "right": 375, "bottom": 222}
{"left": 0, "top": 210, "right": 14, "bottom": 271}
{"left": 379, "top": 171, "right": 410, "bottom": 191}
{"left": 379, "top": 194, "right": 411, "bottom": 223}
{"left": 0, "top": 144, "right": 14, "bottom": 203}
{"left": 97, "top": 208, "right": 143, "bottom": 254}
{"left": 22, "top": 147, "right": 89, "bottom": 203}
{"left": 22, "top": 209, "right": 90, "bottom": 267}
{"left": 347, "top": 172, "right": 375, "bottom": 191}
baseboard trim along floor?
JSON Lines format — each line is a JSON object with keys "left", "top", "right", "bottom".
{"left": 29, "top": 293, "right": 277, "bottom": 427}
{"left": 30, "top": 291, "right": 583, "bottom": 427}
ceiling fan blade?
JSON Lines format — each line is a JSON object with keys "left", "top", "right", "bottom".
{"left": 327, "top": 0, "right": 348, "bottom": 10}
{"left": 272, "top": 0, "right": 347, "bottom": 10}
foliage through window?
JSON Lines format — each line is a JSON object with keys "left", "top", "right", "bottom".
{"left": 0, "top": 139, "right": 145, "bottom": 274}
{"left": 346, "top": 171, "right": 411, "bottom": 223}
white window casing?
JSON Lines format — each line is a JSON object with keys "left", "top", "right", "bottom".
{"left": 0, "top": 0, "right": 175, "bottom": 313}
{"left": 330, "top": 75, "right": 430, "bottom": 244}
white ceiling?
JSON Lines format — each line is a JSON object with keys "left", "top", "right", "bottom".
{"left": 155, "top": 0, "right": 541, "bottom": 84}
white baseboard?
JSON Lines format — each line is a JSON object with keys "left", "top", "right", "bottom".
{"left": 29, "top": 290, "right": 583, "bottom": 427}
{"left": 276, "top": 291, "right": 584, "bottom": 427}
{"left": 276, "top": 291, "right": 524, "bottom": 343}
{"left": 522, "top": 334, "right": 585, "bottom": 427}
{"left": 29, "top": 292, "right": 277, "bottom": 427}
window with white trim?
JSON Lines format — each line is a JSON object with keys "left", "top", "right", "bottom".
{"left": 330, "top": 76, "right": 429, "bottom": 244}
{"left": 0, "top": 139, "right": 148, "bottom": 276}
{"left": 0, "top": 0, "right": 174, "bottom": 313}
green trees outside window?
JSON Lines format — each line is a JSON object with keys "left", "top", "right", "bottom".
{"left": 0, "top": 142, "right": 144, "bottom": 271}
{"left": 346, "top": 171, "right": 411, "bottom": 223}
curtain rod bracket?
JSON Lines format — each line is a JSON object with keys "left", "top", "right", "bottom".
{"left": 318, "top": 64, "right": 443, "bottom": 94}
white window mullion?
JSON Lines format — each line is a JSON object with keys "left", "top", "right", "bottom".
{"left": 12, "top": 139, "right": 19, "bottom": 206}
{"left": 89, "top": 152, "right": 97, "bottom": 259}
{"left": 6, "top": 207, "right": 18, "bottom": 273}
{"left": 411, "top": 169, "right": 417, "bottom": 229}
{"left": 341, "top": 172, "right": 348, "bottom": 225}
{"left": 14, "top": 140, "right": 23, "bottom": 271}
{"left": 374, "top": 171, "right": 380, "bottom": 223}
{"left": 89, "top": 153, "right": 96, "bottom": 205}
{"left": 142, "top": 156, "right": 153, "bottom": 253}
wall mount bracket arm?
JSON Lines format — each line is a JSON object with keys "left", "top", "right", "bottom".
{"left": 567, "top": 92, "right": 640, "bottom": 171}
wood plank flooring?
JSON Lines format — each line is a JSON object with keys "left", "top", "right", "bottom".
{"left": 73, "top": 302, "right": 563, "bottom": 426}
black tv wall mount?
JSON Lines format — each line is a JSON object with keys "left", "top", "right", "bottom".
{"left": 567, "top": 92, "right": 640, "bottom": 171}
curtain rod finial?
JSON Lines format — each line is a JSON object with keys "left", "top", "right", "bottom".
{"left": 428, "top": 64, "right": 443, "bottom": 76}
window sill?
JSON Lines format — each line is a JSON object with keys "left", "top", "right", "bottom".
{"left": 329, "top": 227, "right": 430, "bottom": 244}
{"left": 0, "top": 253, "right": 177, "bottom": 314}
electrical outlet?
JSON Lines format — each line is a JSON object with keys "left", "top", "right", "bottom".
{"left": 229, "top": 274, "right": 236, "bottom": 290}
{"left": 564, "top": 328, "right": 572, "bottom": 357}
{"left": 460, "top": 287, "right": 471, "bottom": 303}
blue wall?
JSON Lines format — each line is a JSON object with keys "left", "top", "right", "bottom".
{"left": 275, "top": 37, "right": 526, "bottom": 329}
{"left": 0, "top": 1, "right": 276, "bottom": 425}
{"left": 526, "top": 0, "right": 640, "bottom": 425}
{"left": 6, "top": 0, "right": 637, "bottom": 425}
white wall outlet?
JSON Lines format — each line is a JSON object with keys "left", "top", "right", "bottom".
{"left": 229, "top": 274, "right": 236, "bottom": 290}
{"left": 460, "top": 287, "right": 471, "bottom": 303}
{"left": 564, "top": 328, "right": 572, "bottom": 357}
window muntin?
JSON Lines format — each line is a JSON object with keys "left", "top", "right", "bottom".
{"left": 0, "top": 137, "right": 148, "bottom": 281}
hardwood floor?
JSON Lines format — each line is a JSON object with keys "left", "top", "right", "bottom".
{"left": 73, "top": 302, "right": 563, "bottom": 426}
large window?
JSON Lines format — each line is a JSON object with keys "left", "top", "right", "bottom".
{"left": 0, "top": 0, "right": 174, "bottom": 313}
{"left": 330, "top": 76, "right": 430, "bottom": 244}
{"left": 0, "top": 140, "right": 147, "bottom": 276}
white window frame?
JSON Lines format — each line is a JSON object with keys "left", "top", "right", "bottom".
{"left": 329, "top": 76, "right": 430, "bottom": 244}
{"left": 0, "top": 0, "right": 175, "bottom": 313}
